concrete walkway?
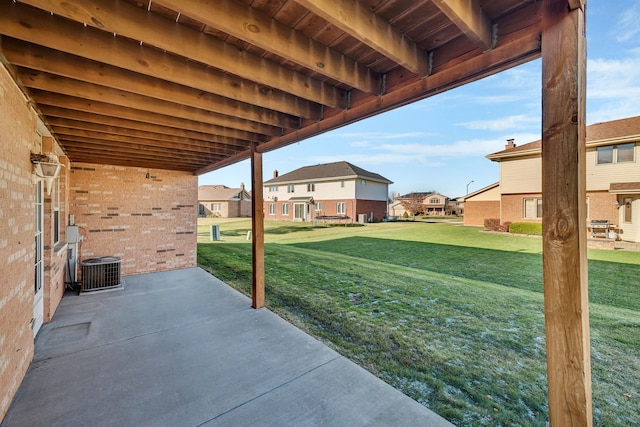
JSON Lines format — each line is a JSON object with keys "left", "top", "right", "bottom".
{"left": 3, "top": 268, "right": 452, "bottom": 427}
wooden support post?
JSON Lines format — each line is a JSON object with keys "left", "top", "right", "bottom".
{"left": 251, "top": 143, "right": 265, "bottom": 309}
{"left": 541, "top": 1, "right": 591, "bottom": 426}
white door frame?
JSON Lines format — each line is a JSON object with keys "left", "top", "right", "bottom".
{"left": 33, "top": 181, "right": 44, "bottom": 336}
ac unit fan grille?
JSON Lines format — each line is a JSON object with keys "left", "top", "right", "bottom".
{"left": 81, "top": 257, "right": 121, "bottom": 292}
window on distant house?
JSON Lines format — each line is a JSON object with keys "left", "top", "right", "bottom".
{"left": 360, "top": 180, "right": 366, "bottom": 185}
{"left": 623, "top": 197, "right": 633, "bottom": 223}
{"left": 597, "top": 146, "right": 614, "bottom": 164}
{"left": 307, "top": 182, "right": 315, "bottom": 192}
{"left": 337, "top": 202, "right": 346, "bottom": 214}
{"left": 269, "top": 203, "right": 275, "bottom": 215}
{"left": 340, "top": 180, "right": 345, "bottom": 188}
{"left": 282, "top": 203, "right": 289, "bottom": 215}
{"left": 269, "top": 185, "right": 278, "bottom": 192}
{"left": 315, "top": 202, "right": 322, "bottom": 211}
{"left": 199, "top": 204, "right": 205, "bottom": 215}
{"left": 211, "top": 203, "right": 221, "bottom": 211}
{"left": 430, "top": 197, "right": 439, "bottom": 204}
{"left": 523, "top": 198, "right": 542, "bottom": 219}
{"left": 53, "top": 176, "right": 60, "bottom": 244}
{"left": 617, "top": 143, "right": 635, "bottom": 163}
{"left": 287, "top": 184, "right": 295, "bottom": 193}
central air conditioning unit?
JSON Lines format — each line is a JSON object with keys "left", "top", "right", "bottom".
{"left": 81, "top": 257, "right": 122, "bottom": 292}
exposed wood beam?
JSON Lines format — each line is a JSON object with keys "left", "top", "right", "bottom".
{"left": 198, "top": 22, "right": 541, "bottom": 174}
{"left": 51, "top": 127, "right": 242, "bottom": 156}
{"left": 2, "top": 39, "right": 300, "bottom": 129}
{"left": 294, "top": 0, "right": 429, "bottom": 76}
{"left": 0, "top": 19, "right": 320, "bottom": 120}
{"left": 11, "top": 0, "right": 347, "bottom": 109}
{"left": 62, "top": 142, "right": 214, "bottom": 164}
{"left": 36, "top": 103, "right": 265, "bottom": 143}
{"left": 432, "top": 0, "right": 493, "bottom": 51}
{"left": 18, "top": 69, "right": 280, "bottom": 136}
{"left": 251, "top": 143, "right": 265, "bottom": 309}
{"left": 63, "top": 148, "right": 206, "bottom": 170}
{"left": 60, "top": 143, "right": 225, "bottom": 168}
{"left": 44, "top": 113, "right": 250, "bottom": 149}
{"left": 155, "top": 0, "right": 381, "bottom": 94}
{"left": 541, "top": 0, "right": 592, "bottom": 425}
{"left": 569, "top": 0, "right": 586, "bottom": 11}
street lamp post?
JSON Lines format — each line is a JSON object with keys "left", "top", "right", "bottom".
{"left": 466, "top": 180, "right": 474, "bottom": 195}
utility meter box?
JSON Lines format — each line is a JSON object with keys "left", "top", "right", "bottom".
{"left": 66, "top": 225, "right": 80, "bottom": 244}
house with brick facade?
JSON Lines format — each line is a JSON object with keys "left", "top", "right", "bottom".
{"left": 460, "top": 183, "right": 500, "bottom": 226}
{"left": 465, "top": 116, "right": 640, "bottom": 242}
{"left": 389, "top": 192, "right": 450, "bottom": 217}
{"left": 198, "top": 184, "right": 251, "bottom": 218}
{"left": 263, "top": 162, "right": 392, "bottom": 222}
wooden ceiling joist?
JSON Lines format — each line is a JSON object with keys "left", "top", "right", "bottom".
{"left": 154, "top": 0, "right": 381, "bottom": 94}
{"left": 293, "top": 0, "right": 430, "bottom": 76}
{"left": 14, "top": 0, "right": 349, "bottom": 109}
{"left": 35, "top": 102, "right": 266, "bottom": 144}
{"left": 18, "top": 68, "right": 281, "bottom": 136}
{"left": 0, "top": 14, "right": 322, "bottom": 120}
{"left": 51, "top": 127, "right": 243, "bottom": 156}
{"left": 3, "top": 42, "right": 299, "bottom": 130}
{"left": 39, "top": 108, "right": 250, "bottom": 148}
{"left": 59, "top": 137, "right": 225, "bottom": 163}
{"left": 431, "top": 0, "right": 494, "bottom": 51}
{"left": 47, "top": 118, "right": 249, "bottom": 150}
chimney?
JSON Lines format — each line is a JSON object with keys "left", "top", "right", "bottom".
{"left": 273, "top": 169, "right": 278, "bottom": 178}
{"left": 505, "top": 139, "right": 516, "bottom": 149}
{"left": 240, "top": 182, "right": 245, "bottom": 200}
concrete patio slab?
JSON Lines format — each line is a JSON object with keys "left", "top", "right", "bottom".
{"left": 2, "top": 268, "right": 453, "bottom": 427}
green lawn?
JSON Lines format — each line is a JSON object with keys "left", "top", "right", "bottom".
{"left": 197, "top": 219, "right": 640, "bottom": 426}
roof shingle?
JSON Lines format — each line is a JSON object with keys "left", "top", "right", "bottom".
{"left": 264, "top": 161, "right": 392, "bottom": 184}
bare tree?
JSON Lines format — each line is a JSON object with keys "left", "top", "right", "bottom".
{"left": 399, "top": 192, "right": 426, "bottom": 217}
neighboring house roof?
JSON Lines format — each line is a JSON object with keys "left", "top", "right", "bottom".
{"left": 397, "top": 192, "right": 448, "bottom": 200}
{"left": 264, "top": 161, "right": 392, "bottom": 185}
{"left": 461, "top": 182, "right": 500, "bottom": 201}
{"left": 198, "top": 185, "right": 248, "bottom": 201}
{"left": 487, "top": 115, "right": 640, "bottom": 160}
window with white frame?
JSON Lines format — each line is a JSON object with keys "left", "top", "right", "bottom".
{"left": 337, "top": 202, "right": 346, "bottom": 214}
{"left": 211, "top": 203, "right": 222, "bottom": 211}
{"left": 597, "top": 143, "right": 635, "bottom": 164}
{"left": 523, "top": 197, "right": 542, "bottom": 219}
{"left": 340, "top": 180, "right": 345, "bottom": 188}
{"left": 307, "top": 182, "right": 315, "bottom": 192}
{"left": 315, "top": 202, "right": 322, "bottom": 211}
{"left": 53, "top": 176, "right": 60, "bottom": 244}
{"left": 268, "top": 185, "right": 278, "bottom": 192}
{"left": 430, "top": 197, "right": 439, "bottom": 204}
{"left": 282, "top": 203, "right": 289, "bottom": 215}
{"left": 287, "top": 184, "right": 295, "bottom": 193}
{"left": 617, "top": 143, "right": 635, "bottom": 163}
{"left": 597, "top": 146, "right": 613, "bottom": 164}
{"left": 269, "top": 203, "right": 275, "bottom": 215}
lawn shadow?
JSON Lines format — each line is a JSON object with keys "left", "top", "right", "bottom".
{"left": 289, "top": 236, "right": 640, "bottom": 311}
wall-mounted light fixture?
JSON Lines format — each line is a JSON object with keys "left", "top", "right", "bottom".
{"left": 31, "top": 152, "right": 63, "bottom": 195}
{"left": 146, "top": 170, "right": 151, "bottom": 179}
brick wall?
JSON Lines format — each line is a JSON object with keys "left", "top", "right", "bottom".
{"left": 587, "top": 191, "right": 618, "bottom": 224}
{"left": 0, "top": 65, "right": 37, "bottom": 421}
{"left": 354, "top": 199, "right": 388, "bottom": 222}
{"left": 70, "top": 164, "right": 197, "bottom": 276}
{"left": 463, "top": 201, "right": 500, "bottom": 226}
{"left": 501, "top": 194, "right": 542, "bottom": 224}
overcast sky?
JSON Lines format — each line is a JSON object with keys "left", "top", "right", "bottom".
{"left": 199, "top": 0, "right": 640, "bottom": 198}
